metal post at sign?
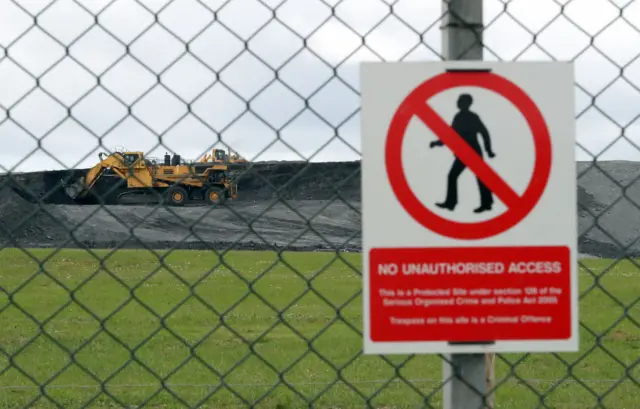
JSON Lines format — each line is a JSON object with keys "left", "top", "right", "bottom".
{"left": 439, "top": 1, "right": 494, "bottom": 409}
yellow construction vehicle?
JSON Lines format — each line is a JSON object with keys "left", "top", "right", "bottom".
{"left": 62, "top": 150, "right": 238, "bottom": 206}
{"left": 200, "top": 148, "right": 249, "bottom": 169}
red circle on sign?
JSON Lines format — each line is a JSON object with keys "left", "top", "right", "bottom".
{"left": 385, "top": 71, "right": 552, "bottom": 240}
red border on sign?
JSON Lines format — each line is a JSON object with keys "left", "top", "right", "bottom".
{"left": 385, "top": 71, "right": 552, "bottom": 240}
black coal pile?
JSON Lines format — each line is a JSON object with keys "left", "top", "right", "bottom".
{"left": 234, "top": 161, "right": 361, "bottom": 201}
{"left": 0, "top": 161, "right": 362, "bottom": 252}
{"left": 0, "top": 161, "right": 362, "bottom": 204}
{"left": 576, "top": 161, "right": 640, "bottom": 258}
{"left": 0, "top": 159, "right": 638, "bottom": 258}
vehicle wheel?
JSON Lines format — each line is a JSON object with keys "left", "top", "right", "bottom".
{"left": 166, "top": 186, "right": 187, "bottom": 206}
{"left": 204, "top": 186, "right": 224, "bottom": 205}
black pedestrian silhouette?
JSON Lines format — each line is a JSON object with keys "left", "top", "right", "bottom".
{"left": 430, "top": 93, "right": 496, "bottom": 214}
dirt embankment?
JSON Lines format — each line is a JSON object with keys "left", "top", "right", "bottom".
{"left": 0, "top": 160, "right": 638, "bottom": 258}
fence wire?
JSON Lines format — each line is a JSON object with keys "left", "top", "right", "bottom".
{"left": 0, "top": 0, "right": 638, "bottom": 408}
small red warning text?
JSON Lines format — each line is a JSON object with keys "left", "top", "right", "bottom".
{"left": 369, "top": 246, "right": 571, "bottom": 343}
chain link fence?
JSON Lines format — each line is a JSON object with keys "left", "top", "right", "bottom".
{"left": 0, "top": 0, "right": 638, "bottom": 407}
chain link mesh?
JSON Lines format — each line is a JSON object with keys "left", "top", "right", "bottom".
{"left": 0, "top": 0, "right": 638, "bottom": 407}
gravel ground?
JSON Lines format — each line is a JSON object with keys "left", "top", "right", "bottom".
{"left": 0, "top": 200, "right": 361, "bottom": 252}
{"left": 0, "top": 160, "right": 638, "bottom": 258}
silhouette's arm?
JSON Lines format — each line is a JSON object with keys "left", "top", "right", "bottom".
{"left": 476, "top": 116, "right": 495, "bottom": 156}
{"left": 432, "top": 115, "right": 458, "bottom": 149}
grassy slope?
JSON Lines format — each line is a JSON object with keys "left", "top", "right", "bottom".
{"left": 0, "top": 248, "right": 637, "bottom": 408}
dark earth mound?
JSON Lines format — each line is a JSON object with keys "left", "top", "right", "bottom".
{"left": 2, "top": 161, "right": 362, "bottom": 204}
{"left": 576, "top": 161, "right": 640, "bottom": 258}
{"left": 0, "top": 160, "right": 639, "bottom": 258}
{"left": 0, "top": 161, "right": 362, "bottom": 252}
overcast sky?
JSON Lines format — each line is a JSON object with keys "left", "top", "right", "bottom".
{"left": 0, "top": 0, "right": 638, "bottom": 172}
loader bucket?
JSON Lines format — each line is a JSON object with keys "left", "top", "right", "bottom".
{"left": 61, "top": 177, "right": 86, "bottom": 200}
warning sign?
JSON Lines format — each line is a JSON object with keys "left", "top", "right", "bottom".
{"left": 384, "top": 67, "right": 552, "bottom": 239}
{"left": 360, "top": 61, "right": 578, "bottom": 355}
{"left": 369, "top": 246, "right": 571, "bottom": 343}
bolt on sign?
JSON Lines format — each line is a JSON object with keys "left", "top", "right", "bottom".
{"left": 360, "top": 61, "right": 578, "bottom": 355}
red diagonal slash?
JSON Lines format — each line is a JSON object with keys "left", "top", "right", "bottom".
{"left": 414, "top": 103, "right": 521, "bottom": 208}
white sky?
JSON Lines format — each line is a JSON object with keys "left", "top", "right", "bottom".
{"left": 0, "top": 0, "right": 638, "bottom": 172}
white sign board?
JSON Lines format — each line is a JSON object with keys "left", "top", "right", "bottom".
{"left": 360, "top": 61, "right": 578, "bottom": 355}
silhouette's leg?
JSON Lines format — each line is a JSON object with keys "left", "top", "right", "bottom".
{"left": 474, "top": 176, "right": 493, "bottom": 213}
{"left": 437, "top": 159, "right": 465, "bottom": 210}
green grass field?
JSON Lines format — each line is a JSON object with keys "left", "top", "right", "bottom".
{"left": 0, "top": 248, "right": 637, "bottom": 408}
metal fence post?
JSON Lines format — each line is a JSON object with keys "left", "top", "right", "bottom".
{"left": 439, "top": 1, "right": 493, "bottom": 409}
